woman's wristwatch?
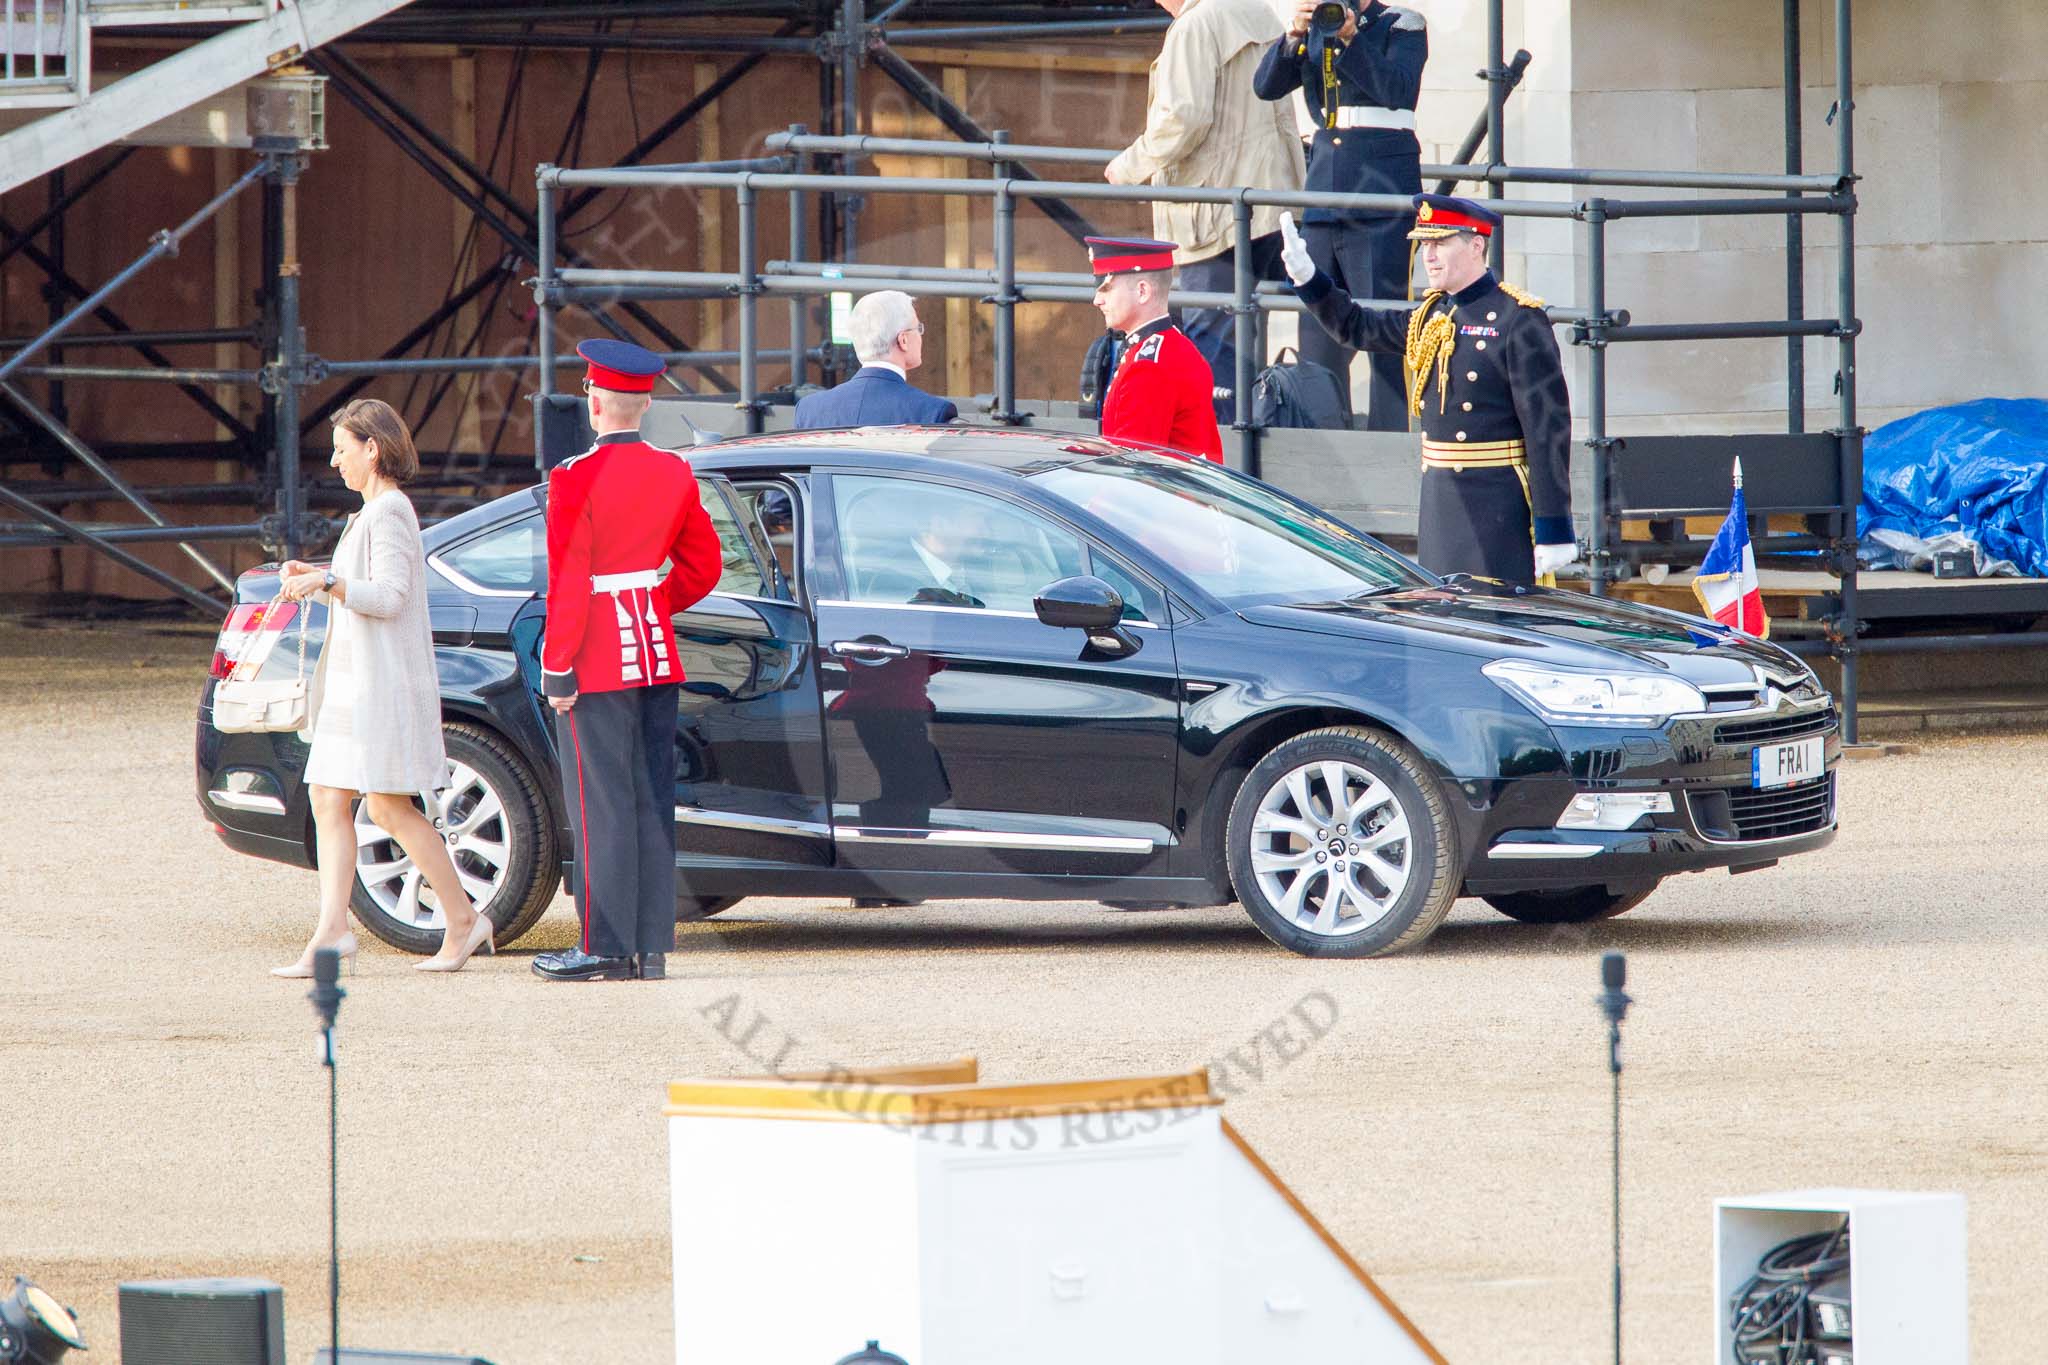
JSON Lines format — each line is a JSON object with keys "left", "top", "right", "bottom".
{"left": 322, "top": 570, "right": 337, "bottom": 592}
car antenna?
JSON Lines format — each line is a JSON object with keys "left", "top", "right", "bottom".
{"left": 678, "top": 407, "right": 721, "bottom": 447}
{"left": 655, "top": 387, "right": 721, "bottom": 447}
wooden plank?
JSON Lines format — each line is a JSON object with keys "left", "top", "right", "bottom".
{"left": 942, "top": 66, "right": 971, "bottom": 401}
{"left": 448, "top": 54, "right": 482, "bottom": 454}
{"left": 1601, "top": 580, "right": 1817, "bottom": 620}
{"left": 695, "top": 59, "right": 724, "bottom": 352}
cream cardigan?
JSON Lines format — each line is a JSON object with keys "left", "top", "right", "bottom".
{"left": 301, "top": 489, "right": 447, "bottom": 796}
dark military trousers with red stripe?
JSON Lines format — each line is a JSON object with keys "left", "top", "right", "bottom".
{"left": 555, "top": 683, "right": 679, "bottom": 958}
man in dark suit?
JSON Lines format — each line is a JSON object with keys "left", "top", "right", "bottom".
{"left": 794, "top": 290, "right": 959, "bottom": 428}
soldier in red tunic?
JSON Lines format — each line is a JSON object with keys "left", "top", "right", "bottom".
{"left": 533, "top": 339, "right": 724, "bottom": 983}
{"left": 1089, "top": 235, "right": 1225, "bottom": 463}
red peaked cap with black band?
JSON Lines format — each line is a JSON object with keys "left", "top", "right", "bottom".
{"left": 577, "top": 337, "right": 665, "bottom": 393}
{"left": 1086, "top": 234, "right": 1179, "bottom": 277}
{"left": 1408, "top": 193, "right": 1502, "bottom": 242}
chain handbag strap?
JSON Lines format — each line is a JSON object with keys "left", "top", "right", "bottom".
{"left": 294, "top": 590, "right": 309, "bottom": 680}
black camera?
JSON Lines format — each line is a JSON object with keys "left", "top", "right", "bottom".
{"left": 1308, "top": 1, "right": 1349, "bottom": 33}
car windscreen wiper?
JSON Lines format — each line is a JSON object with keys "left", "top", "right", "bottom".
{"left": 1345, "top": 583, "right": 1415, "bottom": 601}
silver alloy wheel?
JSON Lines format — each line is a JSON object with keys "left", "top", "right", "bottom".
{"left": 354, "top": 759, "right": 510, "bottom": 931}
{"left": 1248, "top": 759, "right": 1413, "bottom": 938}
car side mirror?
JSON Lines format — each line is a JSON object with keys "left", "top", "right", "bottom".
{"left": 1034, "top": 575, "right": 1125, "bottom": 630}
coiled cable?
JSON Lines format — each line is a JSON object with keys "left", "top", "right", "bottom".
{"left": 1728, "top": 1222, "right": 1851, "bottom": 1364}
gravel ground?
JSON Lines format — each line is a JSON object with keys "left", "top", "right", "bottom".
{"left": 0, "top": 617, "right": 2039, "bottom": 1364}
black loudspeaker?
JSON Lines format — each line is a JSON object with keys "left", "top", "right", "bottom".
{"left": 314, "top": 1351, "right": 496, "bottom": 1364}
{"left": 118, "top": 1278, "right": 284, "bottom": 1365}
{"left": 533, "top": 391, "right": 595, "bottom": 470}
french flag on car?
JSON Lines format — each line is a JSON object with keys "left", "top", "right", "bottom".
{"left": 1692, "top": 459, "right": 1769, "bottom": 638}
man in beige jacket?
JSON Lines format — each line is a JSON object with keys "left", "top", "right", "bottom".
{"left": 1107, "top": 0, "right": 1304, "bottom": 419}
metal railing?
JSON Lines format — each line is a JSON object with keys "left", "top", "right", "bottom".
{"left": 532, "top": 149, "right": 1852, "bottom": 476}
{"left": 1, "top": 0, "right": 78, "bottom": 96}
{"left": 535, "top": 78, "right": 1867, "bottom": 730}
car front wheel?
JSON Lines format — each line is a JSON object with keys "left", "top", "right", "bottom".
{"left": 349, "top": 722, "right": 561, "bottom": 953}
{"left": 1226, "top": 725, "right": 1461, "bottom": 957}
{"left": 1483, "top": 883, "right": 1657, "bottom": 925}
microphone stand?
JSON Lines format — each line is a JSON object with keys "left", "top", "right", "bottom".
{"left": 1597, "top": 951, "right": 1631, "bottom": 1365}
{"left": 309, "top": 948, "right": 347, "bottom": 1365}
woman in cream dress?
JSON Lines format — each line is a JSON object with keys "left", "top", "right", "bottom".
{"left": 273, "top": 399, "right": 492, "bottom": 975}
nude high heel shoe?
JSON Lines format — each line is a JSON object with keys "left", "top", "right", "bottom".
{"left": 416, "top": 913, "right": 495, "bottom": 973}
{"left": 271, "top": 931, "right": 358, "bottom": 979}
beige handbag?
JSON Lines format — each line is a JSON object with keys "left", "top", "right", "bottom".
{"left": 213, "top": 599, "right": 311, "bottom": 733}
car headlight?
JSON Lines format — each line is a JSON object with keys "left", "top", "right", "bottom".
{"left": 1483, "top": 660, "right": 1707, "bottom": 725}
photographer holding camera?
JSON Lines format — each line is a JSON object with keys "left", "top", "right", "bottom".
{"left": 1254, "top": 0, "right": 1427, "bottom": 431}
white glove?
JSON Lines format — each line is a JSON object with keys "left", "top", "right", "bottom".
{"left": 1278, "top": 211, "right": 1316, "bottom": 287}
{"left": 1532, "top": 542, "right": 1578, "bottom": 578}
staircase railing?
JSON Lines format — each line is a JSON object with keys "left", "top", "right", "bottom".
{"left": 1, "top": 0, "right": 80, "bottom": 104}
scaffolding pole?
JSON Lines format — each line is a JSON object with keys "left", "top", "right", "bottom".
{"left": 0, "top": 160, "right": 267, "bottom": 386}
{"left": 0, "top": 380, "right": 236, "bottom": 591}
{"left": 0, "top": 480, "right": 227, "bottom": 614}
{"left": 0, "top": 0, "right": 1871, "bottom": 723}
{"left": 1832, "top": 0, "right": 1862, "bottom": 741}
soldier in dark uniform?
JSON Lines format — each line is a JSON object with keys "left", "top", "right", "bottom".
{"left": 1279, "top": 196, "right": 1577, "bottom": 584}
{"left": 1255, "top": 0, "right": 1427, "bottom": 431}
{"left": 1088, "top": 234, "right": 1224, "bottom": 463}
{"left": 533, "top": 339, "right": 725, "bottom": 982}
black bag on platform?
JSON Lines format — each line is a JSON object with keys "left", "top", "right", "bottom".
{"left": 1251, "top": 349, "right": 1348, "bottom": 430}
{"left": 1079, "top": 329, "right": 1122, "bottom": 421}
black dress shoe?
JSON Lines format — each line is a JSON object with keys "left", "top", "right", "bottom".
{"left": 637, "top": 953, "right": 666, "bottom": 981}
{"left": 532, "top": 947, "right": 638, "bottom": 982}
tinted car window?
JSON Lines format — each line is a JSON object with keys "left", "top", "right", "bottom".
{"left": 698, "top": 478, "right": 767, "bottom": 598}
{"left": 1087, "top": 547, "right": 1163, "bottom": 624}
{"left": 1037, "top": 457, "right": 1424, "bottom": 606}
{"left": 437, "top": 512, "right": 545, "bottom": 593}
{"left": 435, "top": 484, "right": 767, "bottom": 600}
{"left": 731, "top": 481, "right": 798, "bottom": 600}
{"left": 834, "top": 476, "right": 1086, "bottom": 613}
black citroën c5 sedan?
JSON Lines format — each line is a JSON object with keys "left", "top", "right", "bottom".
{"left": 197, "top": 429, "right": 1838, "bottom": 958}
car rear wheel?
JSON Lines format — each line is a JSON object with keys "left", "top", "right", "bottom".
{"left": 1225, "top": 726, "right": 1460, "bottom": 957}
{"left": 349, "top": 722, "right": 560, "bottom": 954}
{"left": 1482, "top": 883, "right": 1657, "bottom": 925}
{"left": 678, "top": 896, "right": 739, "bottom": 922}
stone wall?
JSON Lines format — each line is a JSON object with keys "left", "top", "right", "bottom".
{"left": 1550, "top": 0, "right": 2038, "bottom": 437}
{"left": 1316, "top": 0, "right": 2040, "bottom": 441}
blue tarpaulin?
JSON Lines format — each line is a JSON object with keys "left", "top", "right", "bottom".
{"left": 1859, "top": 398, "right": 2048, "bottom": 577}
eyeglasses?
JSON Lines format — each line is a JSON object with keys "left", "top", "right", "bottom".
{"left": 898, "top": 323, "right": 926, "bottom": 337}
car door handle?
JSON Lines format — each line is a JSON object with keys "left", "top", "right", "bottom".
{"left": 829, "top": 639, "right": 909, "bottom": 660}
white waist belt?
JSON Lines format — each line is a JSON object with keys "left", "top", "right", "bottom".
{"left": 1328, "top": 107, "right": 1416, "bottom": 132}
{"left": 592, "top": 568, "right": 662, "bottom": 593}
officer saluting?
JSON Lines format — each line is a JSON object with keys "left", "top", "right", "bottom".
{"left": 533, "top": 339, "right": 724, "bottom": 983}
{"left": 1088, "top": 234, "right": 1223, "bottom": 462}
{"left": 1279, "top": 196, "right": 1576, "bottom": 584}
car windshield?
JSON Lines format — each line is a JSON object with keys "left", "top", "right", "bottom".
{"left": 1034, "top": 455, "right": 1430, "bottom": 607}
